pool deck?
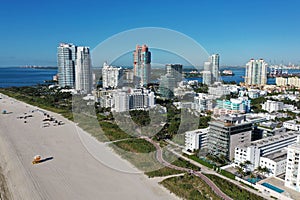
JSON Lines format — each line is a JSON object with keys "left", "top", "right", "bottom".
{"left": 258, "top": 177, "right": 300, "bottom": 200}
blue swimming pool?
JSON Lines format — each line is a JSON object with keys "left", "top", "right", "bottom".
{"left": 247, "top": 178, "right": 261, "bottom": 184}
{"left": 261, "top": 182, "right": 284, "bottom": 193}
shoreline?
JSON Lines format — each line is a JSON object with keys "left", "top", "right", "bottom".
{"left": 0, "top": 93, "right": 180, "bottom": 200}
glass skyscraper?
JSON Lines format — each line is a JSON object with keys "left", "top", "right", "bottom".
{"left": 57, "top": 43, "right": 92, "bottom": 93}
{"left": 133, "top": 44, "right": 151, "bottom": 87}
{"left": 57, "top": 43, "right": 76, "bottom": 88}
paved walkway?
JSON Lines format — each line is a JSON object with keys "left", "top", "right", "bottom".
{"left": 142, "top": 137, "right": 233, "bottom": 200}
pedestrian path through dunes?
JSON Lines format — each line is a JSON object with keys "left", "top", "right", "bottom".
{"left": 0, "top": 94, "right": 179, "bottom": 200}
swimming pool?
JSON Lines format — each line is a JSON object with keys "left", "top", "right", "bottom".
{"left": 261, "top": 182, "right": 284, "bottom": 193}
{"left": 247, "top": 178, "right": 261, "bottom": 184}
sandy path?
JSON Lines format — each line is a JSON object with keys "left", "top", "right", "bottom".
{"left": 0, "top": 94, "right": 179, "bottom": 200}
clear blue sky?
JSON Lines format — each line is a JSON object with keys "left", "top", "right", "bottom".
{"left": 1, "top": 0, "right": 300, "bottom": 67}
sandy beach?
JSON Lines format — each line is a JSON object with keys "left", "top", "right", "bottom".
{"left": 0, "top": 93, "right": 179, "bottom": 200}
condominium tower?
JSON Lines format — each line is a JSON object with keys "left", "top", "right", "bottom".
{"left": 57, "top": 43, "right": 76, "bottom": 88}
{"left": 57, "top": 43, "right": 92, "bottom": 93}
{"left": 133, "top": 44, "right": 151, "bottom": 87}
{"left": 102, "top": 62, "right": 123, "bottom": 89}
{"left": 245, "top": 59, "right": 267, "bottom": 85}
{"left": 210, "top": 54, "right": 220, "bottom": 83}
{"left": 75, "top": 46, "right": 92, "bottom": 93}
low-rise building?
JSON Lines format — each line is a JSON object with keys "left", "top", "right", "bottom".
{"left": 283, "top": 120, "right": 300, "bottom": 131}
{"left": 260, "top": 151, "right": 287, "bottom": 177}
{"left": 185, "top": 128, "right": 209, "bottom": 152}
{"left": 262, "top": 100, "right": 284, "bottom": 113}
{"left": 214, "top": 97, "right": 251, "bottom": 115}
{"left": 235, "top": 131, "right": 300, "bottom": 171}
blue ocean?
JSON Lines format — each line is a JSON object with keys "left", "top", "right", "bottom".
{"left": 0, "top": 67, "right": 57, "bottom": 88}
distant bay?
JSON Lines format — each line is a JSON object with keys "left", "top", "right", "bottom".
{"left": 0, "top": 67, "right": 57, "bottom": 88}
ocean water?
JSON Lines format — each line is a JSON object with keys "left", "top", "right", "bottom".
{"left": 0, "top": 67, "right": 57, "bottom": 88}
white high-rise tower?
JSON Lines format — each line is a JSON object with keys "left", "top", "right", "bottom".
{"left": 245, "top": 59, "right": 267, "bottom": 85}
{"left": 210, "top": 54, "right": 220, "bottom": 82}
{"left": 75, "top": 46, "right": 92, "bottom": 93}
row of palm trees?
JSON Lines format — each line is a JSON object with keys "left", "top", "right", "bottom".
{"left": 236, "top": 160, "right": 270, "bottom": 179}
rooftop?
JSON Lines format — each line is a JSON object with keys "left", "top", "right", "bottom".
{"left": 239, "top": 131, "right": 300, "bottom": 148}
{"left": 262, "top": 150, "right": 287, "bottom": 162}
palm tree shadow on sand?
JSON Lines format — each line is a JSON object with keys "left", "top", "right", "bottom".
{"left": 39, "top": 157, "right": 54, "bottom": 164}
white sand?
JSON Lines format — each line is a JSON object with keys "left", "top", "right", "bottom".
{"left": 0, "top": 94, "right": 179, "bottom": 200}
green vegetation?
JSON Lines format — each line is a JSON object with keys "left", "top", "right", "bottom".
{"left": 191, "top": 83, "right": 208, "bottom": 94}
{"left": 205, "top": 174, "right": 264, "bottom": 200}
{"left": 198, "top": 116, "right": 211, "bottom": 129}
{"left": 145, "top": 158, "right": 199, "bottom": 178}
{"left": 0, "top": 86, "right": 73, "bottom": 120}
{"left": 251, "top": 96, "right": 267, "bottom": 113}
{"left": 113, "top": 138, "right": 155, "bottom": 153}
{"left": 129, "top": 110, "right": 151, "bottom": 126}
{"left": 219, "top": 169, "right": 235, "bottom": 180}
{"left": 187, "top": 155, "right": 214, "bottom": 169}
{"left": 99, "top": 121, "right": 132, "bottom": 141}
{"left": 161, "top": 174, "right": 222, "bottom": 200}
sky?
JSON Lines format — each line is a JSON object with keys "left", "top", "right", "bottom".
{"left": 0, "top": 0, "right": 300, "bottom": 67}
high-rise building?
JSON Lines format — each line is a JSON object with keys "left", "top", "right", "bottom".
{"left": 285, "top": 136, "right": 300, "bottom": 191}
{"left": 207, "top": 114, "right": 252, "bottom": 160}
{"left": 165, "top": 64, "right": 183, "bottom": 85}
{"left": 133, "top": 44, "right": 151, "bottom": 87}
{"left": 202, "top": 61, "right": 213, "bottom": 85}
{"left": 102, "top": 62, "right": 123, "bottom": 89}
{"left": 159, "top": 75, "right": 176, "bottom": 99}
{"left": 75, "top": 46, "right": 92, "bottom": 93}
{"left": 245, "top": 59, "right": 267, "bottom": 85}
{"left": 210, "top": 54, "right": 220, "bottom": 82}
{"left": 57, "top": 43, "right": 76, "bottom": 88}
{"left": 57, "top": 43, "right": 92, "bottom": 93}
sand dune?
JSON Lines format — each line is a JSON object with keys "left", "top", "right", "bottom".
{"left": 0, "top": 94, "right": 179, "bottom": 200}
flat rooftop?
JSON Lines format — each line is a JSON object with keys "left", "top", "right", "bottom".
{"left": 238, "top": 131, "right": 299, "bottom": 148}
{"left": 262, "top": 150, "right": 287, "bottom": 162}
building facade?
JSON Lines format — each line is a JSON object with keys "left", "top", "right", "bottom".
{"left": 133, "top": 44, "right": 151, "bottom": 87}
{"left": 210, "top": 54, "right": 220, "bottom": 83}
{"left": 245, "top": 59, "right": 267, "bottom": 85}
{"left": 57, "top": 43, "right": 92, "bottom": 93}
{"left": 57, "top": 43, "right": 76, "bottom": 88}
{"left": 102, "top": 62, "right": 123, "bottom": 89}
{"left": 235, "top": 131, "right": 300, "bottom": 171}
{"left": 207, "top": 114, "right": 252, "bottom": 160}
{"left": 262, "top": 100, "right": 284, "bottom": 113}
{"left": 185, "top": 128, "right": 209, "bottom": 152}
{"left": 75, "top": 46, "right": 92, "bottom": 93}
{"left": 285, "top": 136, "right": 300, "bottom": 191}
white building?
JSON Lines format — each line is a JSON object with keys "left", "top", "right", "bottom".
{"left": 194, "top": 93, "right": 213, "bottom": 112}
{"left": 235, "top": 131, "right": 300, "bottom": 171}
{"left": 260, "top": 151, "right": 287, "bottom": 177}
{"left": 102, "top": 62, "right": 123, "bottom": 89}
{"left": 283, "top": 120, "right": 300, "bottom": 131}
{"left": 185, "top": 128, "right": 209, "bottom": 152}
{"left": 285, "top": 136, "right": 300, "bottom": 191}
{"left": 75, "top": 46, "right": 92, "bottom": 94}
{"left": 276, "top": 76, "right": 300, "bottom": 88}
{"left": 112, "top": 88, "right": 155, "bottom": 112}
{"left": 262, "top": 100, "right": 284, "bottom": 113}
{"left": 209, "top": 54, "right": 220, "bottom": 83}
{"left": 245, "top": 58, "right": 267, "bottom": 85}
{"left": 208, "top": 82, "right": 231, "bottom": 97}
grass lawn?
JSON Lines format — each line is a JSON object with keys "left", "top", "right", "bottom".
{"left": 205, "top": 174, "right": 264, "bottom": 200}
{"left": 145, "top": 158, "right": 200, "bottom": 178}
{"left": 160, "top": 174, "right": 222, "bottom": 200}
